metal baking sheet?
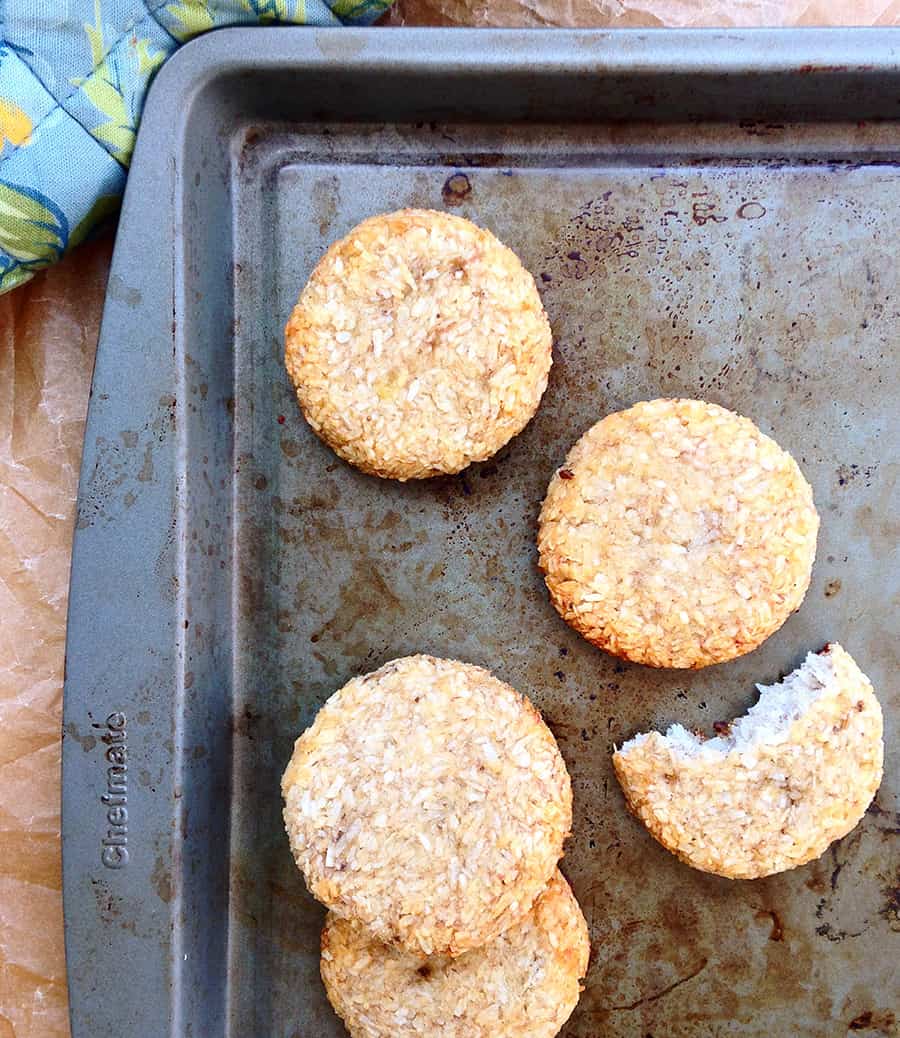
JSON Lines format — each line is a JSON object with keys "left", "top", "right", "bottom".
{"left": 63, "top": 27, "right": 900, "bottom": 1038}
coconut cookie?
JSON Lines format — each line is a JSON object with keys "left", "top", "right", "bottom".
{"left": 613, "top": 644, "right": 883, "bottom": 879}
{"left": 282, "top": 655, "right": 572, "bottom": 956}
{"left": 320, "top": 870, "right": 589, "bottom": 1038}
{"left": 285, "top": 209, "right": 552, "bottom": 480}
{"left": 538, "top": 398, "right": 819, "bottom": 668}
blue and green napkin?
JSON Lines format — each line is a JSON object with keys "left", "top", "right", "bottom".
{"left": 0, "top": 0, "right": 392, "bottom": 293}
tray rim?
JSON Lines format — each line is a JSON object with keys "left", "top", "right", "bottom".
{"left": 151, "top": 24, "right": 900, "bottom": 84}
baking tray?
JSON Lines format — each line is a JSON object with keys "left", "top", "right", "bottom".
{"left": 62, "top": 27, "right": 900, "bottom": 1038}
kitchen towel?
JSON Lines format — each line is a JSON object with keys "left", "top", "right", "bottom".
{"left": 0, "top": 0, "right": 393, "bottom": 293}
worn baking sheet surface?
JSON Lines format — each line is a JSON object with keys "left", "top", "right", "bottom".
{"left": 62, "top": 29, "right": 899, "bottom": 1038}
{"left": 230, "top": 132, "right": 899, "bottom": 1035}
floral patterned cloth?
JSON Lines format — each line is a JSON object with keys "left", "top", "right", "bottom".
{"left": 0, "top": 0, "right": 392, "bottom": 293}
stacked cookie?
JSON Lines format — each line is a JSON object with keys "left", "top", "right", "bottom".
{"left": 281, "top": 655, "right": 589, "bottom": 1038}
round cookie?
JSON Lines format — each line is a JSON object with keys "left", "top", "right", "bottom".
{"left": 281, "top": 655, "right": 572, "bottom": 956}
{"left": 538, "top": 398, "right": 819, "bottom": 668}
{"left": 285, "top": 208, "right": 552, "bottom": 480}
{"left": 613, "top": 644, "right": 883, "bottom": 879}
{"left": 320, "top": 870, "right": 590, "bottom": 1038}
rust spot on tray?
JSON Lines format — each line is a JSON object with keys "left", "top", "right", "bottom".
{"left": 848, "top": 1009, "right": 896, "bottom": 1032}
{"left": 755, "top": 909, "right": 785, "bottom": 942}
{"left": 151, "top": 855, "right": 173, "bottom": 903}
{"left": 442, "top": 172, "right": 472, "bottom": 207}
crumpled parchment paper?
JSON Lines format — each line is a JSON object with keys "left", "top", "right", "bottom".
{"left": 1, "top": 4, "right": 896, "bottom": 1036}
{"left": 387, "top": 0, "right": 900, "bottom": 26}
{"left": 0, "top": 236, "right": 113, "bottom": 1038}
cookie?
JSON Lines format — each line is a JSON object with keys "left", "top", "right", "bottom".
{"left": 321, "top": 870, "right": 589, "bottom": 1038}
{"left": 285, "top": 209, "right": 552, "bottom": 480}
{"left": 282, "top": 655, "right": 572, "bottom": 955}
{"left": 613, "top": 644, "right": 883, "bottom": 878}
{"left": 538, "top": 398, "right": 819, "bottom": 668}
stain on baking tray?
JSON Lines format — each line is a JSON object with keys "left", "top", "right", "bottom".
{"left": 307, "top": 558, "right": 403, "bottom": 660}
{"left": 754, "top": 908, "right": 785, "bottom": 942}
{"left": 311, "top": 175, "right": 340, "bottom": 237}
{"left": 824, "top": 578, "right": 842, "bottom": 597}
{"left": 442, "top": 172, "right": 472, "bottom": 206}
{"left": 837, "top": 462, "right": 877, "bottom": 488}
{"left": 76, "top": 394, "right": 176, "bottom": 528}
{"left": 150, "top": 854, "right": 173, "bottom": 904}
{"left": 64, "top": 723, "right": 97, "bottom": 753}
{"left": 848, "top": 1009, "right": 897, "bottom": 1033}
{"left": 879, "top": 880, "right": 900, "bottom": 931}
{"left": 89, "top": 875, "right": 136, "bottom": 933}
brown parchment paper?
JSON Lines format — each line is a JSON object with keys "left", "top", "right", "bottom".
{"left": 0, "top": 5, "right": 896, "bottom": 1037}
{"left": 0, "top": 236, "right": 113, "bottom": 1038}
{"left": 387, "top": 0, "right": 900, "bottom": 26}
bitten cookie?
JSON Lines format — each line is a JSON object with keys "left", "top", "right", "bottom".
{"left": 613, "top": 644, "right": 883, "bottom": 878}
